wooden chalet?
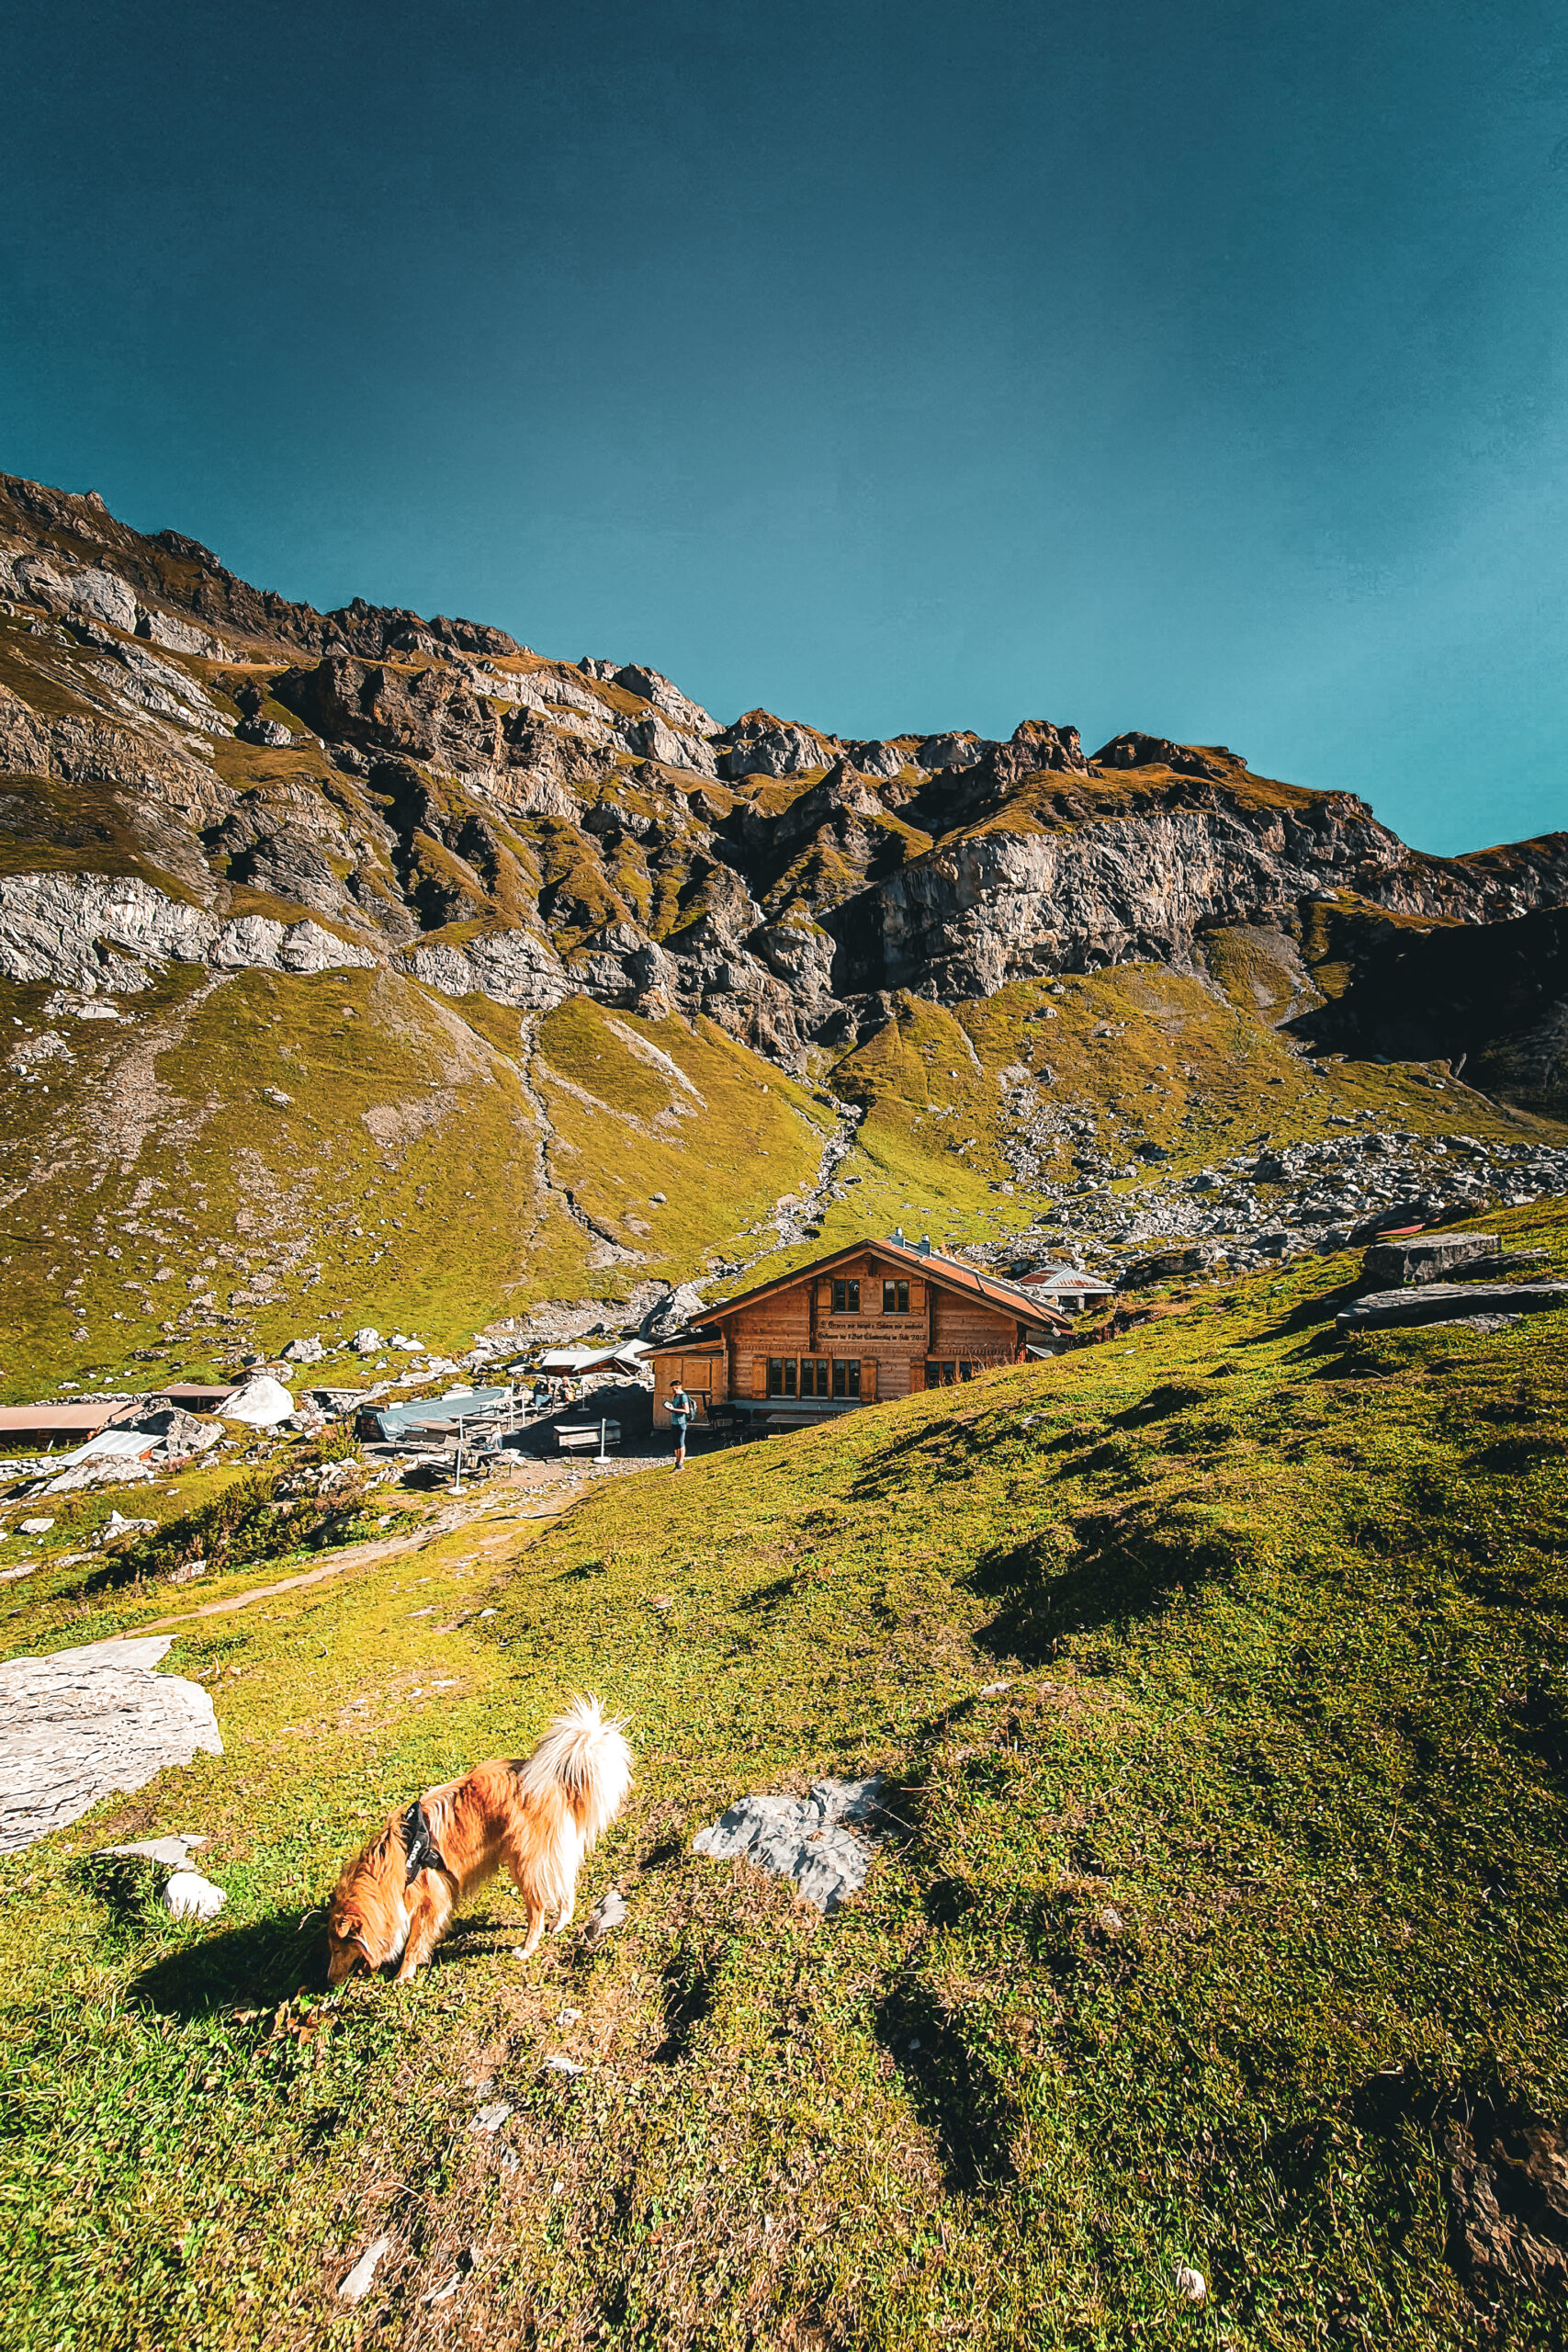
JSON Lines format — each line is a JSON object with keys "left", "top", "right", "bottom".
{"left": 648, "top": 1236, "right": 1071, "bottom": 1429}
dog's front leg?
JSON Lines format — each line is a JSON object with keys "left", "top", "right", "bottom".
{"left": 552, "top": 1892, "right": 574, "bottom": 1936}
{"left": 395, "top": 1877, "right": 454, "bottom": 1983}
{"left": 517, "top": 1903, "right": 547, "bottom": 1961}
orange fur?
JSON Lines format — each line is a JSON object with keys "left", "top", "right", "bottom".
{"left": 325, "top": 1695, "right": 632, "bottom": 1985}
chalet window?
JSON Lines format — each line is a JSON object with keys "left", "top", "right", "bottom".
{"left": 832, "top": 1278, "right": 860, "bottom": 1314}
{"left": 767, "top": 1358, "right": 798, "bottom": 1397}
{"left": 926, "top": 1359, "right": 958, "bottom": 1386}
{"left": 831, "top": 1359, "right": 862, "bottom": 1399}
{"left": 799, "top": 1357, "right": 830, "bottom": 1397}
{"left": 882, "top": 1279, "right": 909, "bottom": 1315}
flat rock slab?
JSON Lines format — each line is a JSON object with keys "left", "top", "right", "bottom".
{"left": 0, "top": 1635, "right": 221, "bottom": 1854}
{"left": 693, "top": 1776, "right": 890, "bottom": 1912}
{"left": 1338, "top": 1281, "right": 1567, "bottom": 1332}
{"left": 1362, "top": 1233, "right": 1497, "bottom": 1285}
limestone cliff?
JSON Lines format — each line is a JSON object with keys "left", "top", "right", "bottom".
{"left": 2, "top": 469, "right": 1564, "bottom": 1111}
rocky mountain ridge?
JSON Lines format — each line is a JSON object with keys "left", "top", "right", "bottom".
{"left": 3, "top": 470, "right": 1565, "bottom": 1108}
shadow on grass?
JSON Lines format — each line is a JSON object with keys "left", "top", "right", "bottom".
{"left": 651, "top": 1941, "right": 722, "bottom": 2064}
{"left": 966, "top": 1507, "right": 1232, "bottom": 1667}
{"left": 130, "top": 1906, "right": 327, "bottom": 2019}
{"left": 130, "top": 1901, "right": 540, "bottom": 2020}
{"left": 1238, "top": 1276, "right": 1365, "bottom": 1348}
{"left": 873, "top": 1980, "right": 1019, "bottom": 2196}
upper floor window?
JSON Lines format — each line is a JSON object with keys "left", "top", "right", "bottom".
{"left": 832, "top": 1278, "right": 860, "bottom": 1313}
{"left": 882, "top": 1279, "right": 909, "bottom": 1315}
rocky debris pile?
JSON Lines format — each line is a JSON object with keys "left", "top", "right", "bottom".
{"left": 692, "top": 1776, "right": 893, "bottom": 1913}
{"left": 998, "top": 1129, "right": 1568, "bottom": 1285}
{"left": 0, "top": 1634, "right": 221, "bottom": 1854}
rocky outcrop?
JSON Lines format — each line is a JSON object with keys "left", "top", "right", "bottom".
{"left": 717, "top": 712, "right": 837, "bottom": 780}
{"left": 0, "top": 472, "right": 527, "bottom": 662}
{"left": 1093, "top": 731, "right": 1229, "bottom": 781}
{"left": 393, "top": 926, "right": 572, "bottom": 1009}
{"left": 0, "top": 1634, "right": 221, "bottom": 1855}
{"left": 0, "top": 683, "right": 232, "bottom": 831}
{"left": 2, "top": 470, "right": 1566, "bottom": 1103}
{"left": 828, "top": 791, "right": 1568, "bottom": 1002}
{"left": 0, "top": 871, "right": 378, "bottom": 993}
{"left": 579, "top": 657, "right": 718, "bottom": 737}
{"left": 1292, "top": 903, "right": 1568, "bottom": 1119}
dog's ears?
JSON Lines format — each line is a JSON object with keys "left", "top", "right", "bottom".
{"left": 333, "top": 1911, "right": 372, "bottom": 1956}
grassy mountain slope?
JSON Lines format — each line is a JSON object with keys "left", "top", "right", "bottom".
{"left": 6, "top": 934, "right": 1557, "bottom": 1398}
{"left": 3, "top": 1204, "right": 1564, "bottom": 2347}
{"left": 4, "top": 476, "right": 1565, "bottom": 1397}
{"left": 0, "top": 972, "right": 838, "bottom": 1395}
{"left": 753, "top": 957, "right": 1554, "bottom": 1283}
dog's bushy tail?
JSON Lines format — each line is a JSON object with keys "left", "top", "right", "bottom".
{"left": 518, "top": 1694, "right": 633, "bottom": 1845}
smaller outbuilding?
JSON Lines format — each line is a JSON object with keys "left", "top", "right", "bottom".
{"left": 1011, "top": 1263, "right": 1116, "bottom": 1314}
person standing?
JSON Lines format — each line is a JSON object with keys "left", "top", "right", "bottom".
{"left": 669, "top": 1382, "right": 694, "bottom": 1471}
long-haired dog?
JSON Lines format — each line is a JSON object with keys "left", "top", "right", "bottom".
{"left": 325, "top": 1695, "right": 632, "bottom": 1985}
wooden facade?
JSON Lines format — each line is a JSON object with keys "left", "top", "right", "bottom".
{"left": 649, "top": 1238, "right": 1069, "bottom": 1425}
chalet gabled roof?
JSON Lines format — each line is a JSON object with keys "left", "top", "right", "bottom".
{"left": 646, "top": 1235, "right": 1070, "bottom": 1350}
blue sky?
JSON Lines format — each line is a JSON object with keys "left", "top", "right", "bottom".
{"left": 4, "top": 0, "right": 1565, "bottom": 854}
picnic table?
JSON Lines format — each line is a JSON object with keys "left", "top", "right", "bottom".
{"left": 554, "top": 1419, "right": 622, "bottom": 1456}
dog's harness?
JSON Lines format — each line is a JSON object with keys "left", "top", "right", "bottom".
{"left": 400, "top": 1799, "right": 450, "bottom": 1884}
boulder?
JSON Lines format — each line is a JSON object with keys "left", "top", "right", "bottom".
{"left": 163, "top": 1869, "right": 226, "bottom": 1921}
{"left": 221, "top": 1374, "right": 296, "bottom": 1426}
{"left": 66, "top": 567, "right": 139, "bottom": 633}
{"left": 0, "top": 1634, "right": 221, "bottom": 1854}
{"left": 1361, "top": 1232, "right": 1497, "bottom": 1286}
{"left": 1337, "top": 1281, "right": 1567, "bottom": 1332}
{"left": 282, "top": 1334, "right": 326, "bottom": 1363}
{"left": 692, "top": 1777, "right": 891, "bottom": 1912}
{"left": 1120, "top": 1241, "right": 1224, "bottom": 1289}
{"left": 352, "top": 1328, "right": 382, "bottom": 1354}
{"left": 641, "top": 1283, "right": 706, "bottom": 1340}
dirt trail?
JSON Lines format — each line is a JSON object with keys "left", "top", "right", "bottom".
{"left": 114, "top": 1488, "right": 574, "bottom": 1637}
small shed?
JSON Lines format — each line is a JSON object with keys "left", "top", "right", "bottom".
{"left": 1013, "top": 1264, "right": 1116, "bottom": 1314}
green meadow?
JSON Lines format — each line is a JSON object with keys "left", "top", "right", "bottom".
{"left": 2, "top": 1207, "right": 1565, "bottom": 2347}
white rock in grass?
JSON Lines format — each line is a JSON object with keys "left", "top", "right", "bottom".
{"left": 220, "top": 1374, "right": 295, "bottom": 1427}
{"left": 581, "top": 1885, "right": 626, "bottom": 1945}
{"left": 1174, "top": 2263, "right": 1206, "bottom": 2306}
{"left": 338, "top": 2234, "right": 391, "bottom": 2302}
{"left": 0, "top": 1635, "right": 220, "bottom": 1855}
{"left": 693, "top": 1777, "right": 891, "bottom": 1912}
{"left": 163, "top": 1869, "right": 226, "bottom": 1920}
{"left": 468, "top": 2099, "right": 513, "bottom": 2133}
